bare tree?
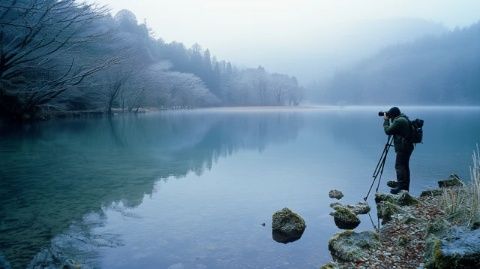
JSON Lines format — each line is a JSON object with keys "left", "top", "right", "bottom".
{"left": 0, "top": 0, "right": 115, "bottom": 120}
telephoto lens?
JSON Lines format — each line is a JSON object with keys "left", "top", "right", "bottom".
{"left": 378, "top": 111, "right": 385, "bottom": 117}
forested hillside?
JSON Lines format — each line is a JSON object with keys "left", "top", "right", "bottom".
{"left": 316, "top": 22, "right": 480, "bottom": 105}
{"left": 0, "top": 1, "right": 303, "bottom": 121}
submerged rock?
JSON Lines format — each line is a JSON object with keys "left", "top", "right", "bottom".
{"left": 425, "top": 227, "right": 480, "bottom": 269}
{"left": 438, "top": 174, "right": 464, "bottom": 188}
{"left": 329, "top": 189, "right": 344, "bottom": 200}
{"left": 328, "top": 230, "right": 380, "bottom": 262}
{"left": 271, "top": 208, "right": 306, "bottom": 243}
{"left": 331, "top": 207, "right": 360, "bottom": 230}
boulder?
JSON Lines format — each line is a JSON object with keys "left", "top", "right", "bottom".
{"left": 328, "top": 230, "right": 380, "bottom": 262}
{"left": 375, "top": 193, "right": 396, "bottom": 205}
{"left": 271, "top": 208, "right": 306, "bottom": 243}
{"left": 329, "top": 189, "right": 344, "bottom": 200}
{"left": 438, "top": 174, "right": 464, "bottom": 188}
{"left": 347, "top": 202, "right": 371, "bottom": 215}
{"left": 331, "top": 207, "right": 360, "bottom": 230}
{"left": 425, "top": 227, "right": 480, "bottom": 269}
{"left": 396, "top": 191, "right": 419, "bottom": 206}
{"left": 377, "top": 201, "right": 401, "bottom": 224}
{"left": 374, "top": 191, "right": 418, "bottom": 207}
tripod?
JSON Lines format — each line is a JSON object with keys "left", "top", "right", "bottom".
{"left": 363, "top": 135, "right": 393, "bottom": 201}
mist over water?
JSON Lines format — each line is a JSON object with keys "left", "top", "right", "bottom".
{"left": 1, "top": 107, "right": 479, "bottom": 268}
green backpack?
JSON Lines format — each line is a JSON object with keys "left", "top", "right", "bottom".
{"left": 408, "top": 118, "right": 424, "bottom": 144}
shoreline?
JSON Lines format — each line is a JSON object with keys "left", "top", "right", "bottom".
{"left": 323, "top": 175, "right": 480, "bottom": 269}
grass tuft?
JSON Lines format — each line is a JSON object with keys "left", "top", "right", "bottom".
{"left": 440, "top": 145, "right": 480, "bottom": 226}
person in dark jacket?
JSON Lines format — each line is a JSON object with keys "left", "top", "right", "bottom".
{"left": 383, "top": 107, "right": 414, "bottom": 194}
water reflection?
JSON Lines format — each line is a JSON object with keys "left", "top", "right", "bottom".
{"left": 0, "top": 112, "right": 302, "bottom": 268}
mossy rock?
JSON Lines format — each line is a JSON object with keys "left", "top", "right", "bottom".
{"left": 272, "top": 208, "right": 306, "bottom": 243}
{"left": 420, "top": 189, "right": 443, "bottom": 197}
{"left": 331, "top": 207, "right": 360, "bottom": 230}
{"left": 377, "top": 201, "right": 400, "bottom": 224}
{"left": 438, "top": 174, "right": 464, "bottom": 188}
{"left": 346, "top": 202, "right": 371, "bottom": 215}
{"left": 328, "top": 231, "right": 380, "bottom": 262}
{"left": 427, "top": 219, "right": 451, "bottom": 236}
{"left": 329, "top": 189, "right": 344, "bottom": 200}
{"left": 375, "top": 193, "right": 396, "bottom": 205}
{"left": 396, "top": 191, "right": 419, "bottom": 206}
{"left": 425, "top": 227, "right": 480, "bottom": 269}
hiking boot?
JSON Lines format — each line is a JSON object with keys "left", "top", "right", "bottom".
{"left": 390, "top": 188, "right": 402, "bottom": 195}
{"left": 387, "top": 180, "right": 398, "bottom": 188}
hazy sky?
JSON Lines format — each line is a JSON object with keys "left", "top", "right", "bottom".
{"left": 95, "top": 0, "right": 480, "bottom": 80}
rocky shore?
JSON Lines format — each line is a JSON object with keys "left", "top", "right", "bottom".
{"left": 322, "top": 174, "right": 480, "bottom": 269}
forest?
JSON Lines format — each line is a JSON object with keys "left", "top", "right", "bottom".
{"left": 0, "top": 0, "right": 303, "bottom": 121}
{"left": 315, "top": 22, "right": 480, "bottom": 105}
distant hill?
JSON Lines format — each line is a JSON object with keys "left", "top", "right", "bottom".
{"left": 271, "top": 18, "right": 447, "bottom": 83}
{"left": 314, "top": 21, "right": 480, "bottom": 105}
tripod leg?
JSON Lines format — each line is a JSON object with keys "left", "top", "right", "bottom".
{"left": 364, "top": 136, "right": 392, "bottom": 201}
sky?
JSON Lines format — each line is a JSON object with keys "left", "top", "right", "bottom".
{"left": 94, "top": 0, "right": 480, "bottom": 82}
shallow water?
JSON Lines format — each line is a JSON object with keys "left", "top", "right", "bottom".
{"left": 0, "top": 107, "right": 479, "bottom": 269}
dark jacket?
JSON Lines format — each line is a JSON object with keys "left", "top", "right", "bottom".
{"left": 384, "top": 114, "right": 414, "bottom": 153}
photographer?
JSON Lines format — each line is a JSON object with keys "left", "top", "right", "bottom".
{"left": 382, "top": 107, "right": 414, "bottom": 194}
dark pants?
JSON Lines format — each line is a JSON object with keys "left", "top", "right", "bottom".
{"left": 395, "top": 149, "right": 413, "bottom": 191}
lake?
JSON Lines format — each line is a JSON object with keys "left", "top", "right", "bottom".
{"left": 1, "top": 107, "right": 479, "bottom": 269}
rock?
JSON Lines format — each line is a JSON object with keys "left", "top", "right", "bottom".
{"left": 377, "top": 201, "right": 401, "bottom": 224}
{"left": 331, "top": 207, "right": 361, "bottom": 229}
{"left": 329, "top": 189, "right": 344, "bottom": 200}
{"left": 347, "top": 202, "right": 371, "bottom": 215}
{"left": 420, "top": 189, "right": 443, "bottom": 197}
{"left": 320, "top": 262, "right": 340, "bottom": 269}
{"left": 396, "top": 191, "right": 419, "bottom": 206}
{"left": 438, "top": 174, "right": 464, "bottom": 188}
{"left": 375, "top": 193, "right": 396, "bottom": 205}
{"left": 425, "top": 227, "right": 480, "bottom": 268}
{"left": 271, "top": 208, "right": 306, "bottom": 243}
{"left": 330, "top": 202, "right": 342, "bottom": 209}
{"left": 427, "top": 219, "right": 451, "bottom": 236}
{"left": 328, "top": 230, "right": 380, "bottom": 262}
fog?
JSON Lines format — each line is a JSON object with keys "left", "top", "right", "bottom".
{"left": 1, "top": 0, "right": 479, "bottom": 122}
{"left": 95, "top": 0, "right": 480, "bottom": 82}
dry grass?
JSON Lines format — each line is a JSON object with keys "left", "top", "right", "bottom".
{"left": 470, "top": 145, "right": 480, "bottom": 223}
{"left": 440, "top": 145, "right": 480, "bottom": 226}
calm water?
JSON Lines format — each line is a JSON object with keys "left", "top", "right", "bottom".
{"left": 1, "top": 107, "right": 479, "bottom": 269}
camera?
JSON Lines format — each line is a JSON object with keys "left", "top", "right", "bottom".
{"left": 378, "top": 111, "right": 388, "bottom": 117}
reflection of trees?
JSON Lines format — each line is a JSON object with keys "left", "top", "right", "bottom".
{"left": 0, "top": 111, "right": 302, "bottom": 268}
